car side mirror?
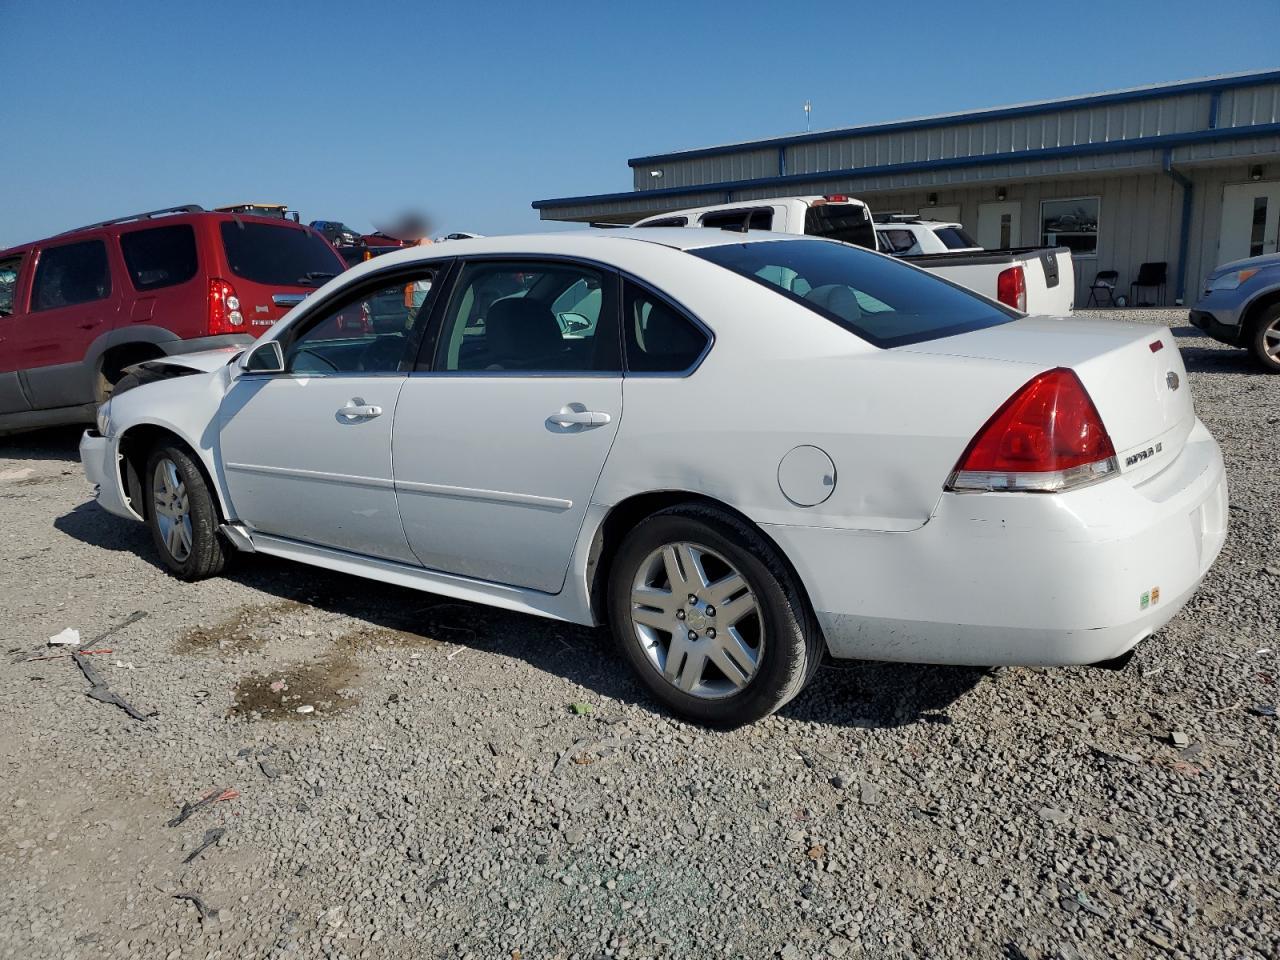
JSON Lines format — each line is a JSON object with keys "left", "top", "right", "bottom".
{"left": 241, "top": 339, "right": 285, "bottom": 374}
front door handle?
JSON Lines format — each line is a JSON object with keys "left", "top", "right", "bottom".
{"left": 337, "top": 399, "right": 382, "bottom": 421}
{"left": 547, "top": 405, "right": 611, "bottom": 428}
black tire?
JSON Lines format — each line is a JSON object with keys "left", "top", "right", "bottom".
{"left": 144, "top": 443, "right": 227, "bottom": 580}
{"left": 607, "top": 504, "right": 822, "bottom": 727}
{"left": 1247, "top": 303, "right": 1280, "bottom": 373}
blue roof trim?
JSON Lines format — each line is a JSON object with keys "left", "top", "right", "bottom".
{"left": 625, "top": 70, "right": 1280, "bottom": 168}
{"left": 533, "top": 121, "right": 1280, "bottom": 210}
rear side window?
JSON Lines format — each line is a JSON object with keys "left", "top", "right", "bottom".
{"left": 119, "top": 224, "right": 198, "bottom": 291}
{"left": 692, "top": 239, "right": 1013, "bottom": 348}
{"left": 637, "top": 216, "right": 689, "bottom": 227}
{"left": 933, "top": 225, "right": 979, "bottom": 250}
{"left": 31, "top": 239, "right": 111, "bottom": 311}
{"left": 219, "top": 222, "right": 344, "bottom": 287}
{"left": 804, "top": 204, "right": 877, "bottom": 250}
{"left": 623, "top": 281, "right": 709, "bottom": 373}
{"left": 699, "top": 209, "right": 773, "bottom": 232}
{"left": 0, "top": 255, "right": 22, "bottom": 315}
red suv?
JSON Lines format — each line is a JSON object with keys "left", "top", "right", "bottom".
{"left": 0, "top": 204, "right": 346, "bottom": 434}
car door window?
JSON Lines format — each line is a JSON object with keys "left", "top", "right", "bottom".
{"left": 699, "top": 209, "right": 773, "bottom": 233}
{"left": 0, "top": 255, "right": 22, "bottom": 316}
{"left": 31, "top": 240, "right": 111, "bottom": 311}
{"left": 283, "top": 268, "right": 442, "bottom": 375}
{"left": 434, "top": 261, "right": 619, "bottom": 373}
{"left": 119, "top": 224, "right": 199, "bottom": 290}
{"left": 622, "top": 281, "right": 710, "bottom": 373}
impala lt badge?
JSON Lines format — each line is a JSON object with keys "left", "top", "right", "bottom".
{"left": 1166, "top": 371, "right": 1180, "bottom": 391}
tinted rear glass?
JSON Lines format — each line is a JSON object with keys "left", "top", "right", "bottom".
{"left": 120, "top": 224, "right": 198, "bottom": 291}
{"left": 219, "top": 222, "right": 344, "bottom": 287}
{"left": 691, "top": 239, "right": 1013, "bottom": 348}
{"left": 933, "top": 225, "right": 979, "bottom": 249}
{"left": 31, "top": 239, "right": 111, "bottom": 311}
{"left": 804, "top": 204, "right": 877, "bottom": 250}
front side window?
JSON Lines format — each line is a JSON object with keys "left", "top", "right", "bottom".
{"left": 693, "top": 238, "right": 1013, "bottom": 348}
{"left": 0, "top": 255, "right": 22, "bottom": 316}
{"left": 219, "top": 222, "right": 345, "bottom": 287}
{"left": 623, "top": 282, "right": 709, "bottom": 373}
{"left": 1040, "top": 197, "right": 1099, "bottom": 256}
{"left": 282, "top": 268, "right": 442, "bottom": 375}
{"left": 877, "top": 229, "right": 918, "bottom": 255}
{"left": 31, "top": 239, "right": 111, "bottom": 311}
{"left": 119, "top": 224, "right": 198, "bottom": 291}
{"left": 434, "top": 261, "right": 618, "bottom": 373}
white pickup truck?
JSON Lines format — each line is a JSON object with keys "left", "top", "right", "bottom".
{"left": 634, "top": 196, "right": 1075, "bottom": 315}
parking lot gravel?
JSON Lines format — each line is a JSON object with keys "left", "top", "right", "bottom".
{"left": 1, "top": 308, "right": 1277, "bottom": 960}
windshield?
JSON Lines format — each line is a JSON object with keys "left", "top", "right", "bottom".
{"left": 803, "top": 204, "right": 877, "bottom": 250}
{"left": 219, "top": 222, "right": 345, "bottom": 287}
{"left": 691, "top": 239, "right": 1014, "bottom": 348}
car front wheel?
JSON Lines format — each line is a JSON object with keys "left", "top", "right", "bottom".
{"left": 608, "top": 505, "right": 822, "bottom": 726}
{"left": 1248, "top": 303, "right": 1280, "bottom": 373}
{"left": 144, "top": 444, "right": 227, "bottom": 580}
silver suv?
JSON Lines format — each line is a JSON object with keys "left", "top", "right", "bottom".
{"left": 1190, "top": 252, "right": 1280, "bottom": 372}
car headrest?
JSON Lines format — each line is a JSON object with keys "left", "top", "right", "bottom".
{"left": 804, "top": 284, "right": 862, "bottom": 323}
{"left": 485, "top": 297, "right": 562, "bottom": 363}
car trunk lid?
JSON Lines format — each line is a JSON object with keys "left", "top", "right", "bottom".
{"left": 900, "top": 316, "right": 1195, "bottom": 484}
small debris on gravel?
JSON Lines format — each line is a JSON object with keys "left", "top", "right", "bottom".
{"left": 181, "top": 827, "right": 226, "bottom": 864}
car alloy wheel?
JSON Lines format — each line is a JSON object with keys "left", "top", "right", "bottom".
{"left": 152, "top": 457, "right": 193, "bottom": 562}
{"left": 629, "top": 541, "right": 764, "bottom": 699}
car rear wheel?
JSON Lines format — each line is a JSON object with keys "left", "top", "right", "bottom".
{"left": 144, "top": 444, "right": 227, "bottom": 580}
{"left": 607, "top": 505, "right": 822, "bottom": 726}
{"left": 1248, "top": 303, "right": 1280, "bottom": 373}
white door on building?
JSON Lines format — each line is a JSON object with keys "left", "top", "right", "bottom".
{"left": 1219, "top": 181, "right": 1280, "bottom": 266}
{"left": 977, "top": 201, "right": 1022, "bottom": 250}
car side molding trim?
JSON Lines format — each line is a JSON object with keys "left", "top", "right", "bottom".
{"left": 394, "top": 479, "right": 573, "bottom": 511}
{"left": 224, "top": 461, "right": 396, "bottom": 489}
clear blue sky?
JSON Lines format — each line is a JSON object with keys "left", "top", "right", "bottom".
{"left": 3, "top": 0, "right": 1278, "bottom": 247}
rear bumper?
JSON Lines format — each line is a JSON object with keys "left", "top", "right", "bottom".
{"left": 766, "top": 419, "right": 1228, "bottom": 666}
{"left": 79, "top": 430, "right": 139, "bottom": 521}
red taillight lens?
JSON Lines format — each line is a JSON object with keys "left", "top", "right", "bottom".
{"left": 208, "top": 278, "right": 246, "bottom": 336}
{"left": 996, "top": 265, "right": 1026, "bottom": 312}
{"left": 948, "top": 368, "right": 1118, "bottom": 493}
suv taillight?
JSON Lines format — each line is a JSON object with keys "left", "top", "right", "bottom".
{"left": 996, "top": 265, "right": 1026, "bottom": 312}
{"left": 947, "top": 368, "right": 1118, "bottom": 493}
{"left": 208, "top": 278, "right": 245, "bottom": 335}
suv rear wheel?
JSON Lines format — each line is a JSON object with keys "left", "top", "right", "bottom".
{"left": 1248, "top": 303, "right": 1280, "bottom": 373}
{"left": 607, "top": 505, "right": 822, "bottom": 726}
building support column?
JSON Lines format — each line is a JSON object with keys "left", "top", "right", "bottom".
{"left": 1163, "top": 149, "right": 1194, "bottom": 304}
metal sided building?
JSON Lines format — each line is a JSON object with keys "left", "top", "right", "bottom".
{"left": 534, "top": 70, "right": 1280, "bottom": 306}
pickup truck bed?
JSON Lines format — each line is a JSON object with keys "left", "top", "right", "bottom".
{"left": 901, "top": 247, "right": 1075, "bottom": 316}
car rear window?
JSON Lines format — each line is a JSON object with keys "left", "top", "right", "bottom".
{"left": 803, "top": 204, "right": 877, "bottom": 250}
{"left": 691, "top": 238, "right": 1014, "bottom": 348}
{"left": 219, "top": 222, "right": 344, "bottom": 287}
{"left": 119, "top": 224, "right": 198, "bottom": 291}
{"left": 933, "top": 225, "right": 979, "bottom": 250}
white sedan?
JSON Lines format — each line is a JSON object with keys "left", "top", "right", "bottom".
{"left": 80, "top": 230, "right": 1228, "bottom": 725}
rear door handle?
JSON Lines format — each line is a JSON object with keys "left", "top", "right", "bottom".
{"left": 337, "top": 399, "right": 382, "bottom": 421}
{"left": 547, "top": 406, "right": 611, "bottom": 428}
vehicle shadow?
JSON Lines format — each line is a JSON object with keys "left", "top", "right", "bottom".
{"left": 221, "top": 552, "right": 984, "bottom": 730}
{"left": 1, "top": 426, "right": 85, "bottom": 463}
{"left": 1179, "top": 345, "right": 1260, "bottom": 374}
{"left": 52, "top": 500, "right": 985, "bottom": 730}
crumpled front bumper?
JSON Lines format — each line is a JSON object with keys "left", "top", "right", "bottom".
{"left": 79, "top": 430, "right": 139, "bottom": 521}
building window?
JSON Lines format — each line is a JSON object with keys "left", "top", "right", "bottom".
{"left": 1040, "top": 197, "right": 1099, "bottom": 257}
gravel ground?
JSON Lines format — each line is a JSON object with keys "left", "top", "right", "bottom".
{"left": 1, "top": 308, "right": 1277, "bottom": 960}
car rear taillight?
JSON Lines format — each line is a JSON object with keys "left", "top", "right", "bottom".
{"left": 996, "top": 265, "right": 1026, "bottom": 312}
{"left": 947, "top": 368, "right": 1118, "bottom": 493}
{"left": 208, "top": 278, "right": 245, "bottom": 335}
